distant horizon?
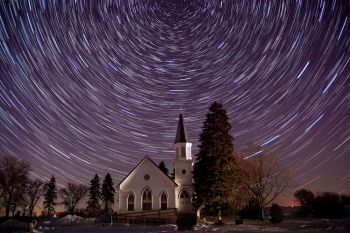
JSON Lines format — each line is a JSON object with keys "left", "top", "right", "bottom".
{"left": 17, "top": 151, "right": 350, "bottom": 210}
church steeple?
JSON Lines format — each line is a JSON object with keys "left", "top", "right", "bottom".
{"left": 174, "top": 113, "right": 193, "bottom": 188}
{"left": 174, "top": 113, "right": 190, "bottom": 144}
{"left": 174, "top": 113, "right": 192, "bottom": 161}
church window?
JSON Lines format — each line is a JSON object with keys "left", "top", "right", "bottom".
{"left": 181, "top": 169, "right": 186, "bottom": 174}
{"left": 176, "top": 148, "right": 179, "bottom": 157}
{"left": 181, "top": 147, "right": 186, "bottom": 157}
{"left": 142, "top": 188, "right": 152, "bottom": 210}
{"left": 179, "top": 189, "right": 190, "bottom": 199}
{"left": 160, "top": 192, "right": 167, "bottom": 210}
{"left": 127, "top": 192, "right": 135, "bottom": 211}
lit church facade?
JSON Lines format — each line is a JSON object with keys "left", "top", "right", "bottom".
{"left": 116, "top": 114, "right": 195, "bottom": 220}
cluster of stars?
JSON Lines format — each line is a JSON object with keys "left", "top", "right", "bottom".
{"left": 0, "top": 0, "right": 349, "bottom": 199}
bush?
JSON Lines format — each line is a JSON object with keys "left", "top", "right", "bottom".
{"left": 239, "top": 200, "right": 260, "bottom": 219}
{"left": 313, "top": 192, "right": 346, "bottom": 219}
{"left": 270, "top": 204, "right": 284, "bottom": 224}
{"left": 201, "top": 203, "right": 237, "bottom": 217}
{"left": 176, "top": 213, "right": 197, "bottom": 230}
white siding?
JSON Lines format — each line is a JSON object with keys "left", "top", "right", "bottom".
{"left": 118, "top": 158, "right": 177, "bottom": 214}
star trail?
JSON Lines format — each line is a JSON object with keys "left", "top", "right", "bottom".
{"left": 0, "top": 0, "right": 349, "bottom": 201}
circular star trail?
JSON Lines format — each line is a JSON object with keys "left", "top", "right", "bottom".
{"left": 0, "top": 0, "right": 349, "bottom": 199}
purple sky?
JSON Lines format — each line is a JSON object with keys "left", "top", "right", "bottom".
{"left": 0, "top": 1, "right": 349, "bottom": 202}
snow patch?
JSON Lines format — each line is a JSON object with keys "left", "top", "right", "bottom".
{"left": 58, "top": 214, "right": 84, "bottom": 224}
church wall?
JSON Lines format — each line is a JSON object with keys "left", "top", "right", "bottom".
{"left": 118, "top": 158, "right": 176, "bottom": 214}
{"left": 175, "top": 185, "right": 195, "bottom": 214}
{"left": 174, "top": 160, "right": 193, "bottom": 186}
{"left": 174, "top": 159, "right": 195, "bottom": 214}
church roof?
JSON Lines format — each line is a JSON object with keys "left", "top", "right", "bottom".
{"left": 174, "top": 113, "right": 191, "bottom": 143}
{"left": 116, "top": 156, "right": 178, "bottom": 188}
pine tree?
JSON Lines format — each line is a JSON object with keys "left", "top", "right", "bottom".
{"left": 87, "top": 174, "right": 101, "bottom": 216}
{"left": 101, "top": 173, "right": 115, "bottom": 213}
{"left": 158, "top": 161, "right": 169, "bottom": 175}
{"left": 170, "top": 168, "right": 175, "bottom": 180}
{"left": 43, "top": 175, "right": 57, "bottom": 216}
{"left": 193, "top": 102, "right": 239, "bottom": 221}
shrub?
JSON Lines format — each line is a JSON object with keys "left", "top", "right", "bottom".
{"left": 239, "top": 200, "right": 260, "bottom": 219}
{"left": 176, "top": 213, "right": 197, "bottom": 230}
{"left": 201, "top": 203, "right": 237, "bottom": 217}
{"left": 313, "top": 192, "right": 347, "bottom": 218}
{"left": 270, "top": 204, "right": 284, "bottom": 224}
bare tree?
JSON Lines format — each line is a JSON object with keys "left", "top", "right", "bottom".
{"left": 238, "top": 146, "right": 290, "bottom": 220}
{"left": 10, "top": 189, "right": 27, "bottom": 216}
{"left": 59, "top": 183, "right": 88, "bottom": 214}
{"left": 26, "top": 179, "right": 45, "bottom": 217}
{"left": 0, "top": 155, "right": 31, "bottom": 217}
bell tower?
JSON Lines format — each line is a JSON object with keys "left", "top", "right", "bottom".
{"left": 174, "top": 113, "right": 193, "bottom": 186}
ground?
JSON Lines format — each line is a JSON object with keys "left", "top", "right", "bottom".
{"left": 35, "top": 218, "right": 350, "bottom": 233}
{"left": 2, "top": 217, "right": 349, "bottom": 232}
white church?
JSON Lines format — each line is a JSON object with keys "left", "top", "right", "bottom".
{"left": 116, "top": 114, "right": 195, "bottom": 222}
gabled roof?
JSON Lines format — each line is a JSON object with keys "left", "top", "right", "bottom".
{"left": 116, "top": 156, "right": 178, "bottom": 188}
{"left": 174, "top": 113, "right": 191, "bottom": 143}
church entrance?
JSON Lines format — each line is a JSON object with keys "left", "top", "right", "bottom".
{"left": 178, "top": 189, "right": 194, "bottom": 213}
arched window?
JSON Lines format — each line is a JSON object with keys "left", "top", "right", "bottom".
{"left": 127, "top": 192, "right": 135, "bottom": 211}
{"left": 179, "top": 189, "right": 190, "bottom": 199}
{"left": 142, "top": 188, "right": 152, "bottom": 210}
{"left": 160, "top": 192, "right": 167, "bottom": 210}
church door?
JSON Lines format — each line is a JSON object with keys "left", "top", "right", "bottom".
{"left": 179, "top": 189, "right": 193, "bottom": 213}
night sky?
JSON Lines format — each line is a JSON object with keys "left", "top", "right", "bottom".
{"left": 0, "top": 0, "right": 349, "bottom": 203}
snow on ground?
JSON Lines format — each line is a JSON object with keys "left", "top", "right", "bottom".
{"left": 57, "top": 215, "right": 94, "bottom": 224}
{"left": 37, "top": 221, "right": 350, "bottom": 233}
{"left": 58, "top": 215, "right": 83, "bottom": 224}
{"left": 31, "top": 217, "right": 350, "bottom": 233}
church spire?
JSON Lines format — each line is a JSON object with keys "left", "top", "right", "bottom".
{"left": 174, "top": 113, "right": 193, "bottom": 187}
{"left": 174, "top": 113, "right": 190, "bottom": 144}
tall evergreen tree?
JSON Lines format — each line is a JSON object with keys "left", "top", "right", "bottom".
{"left": 170, "top": 168, "right": 175, "bottom": 180}
{"left": 101, "top": 173, "right": 115, "bottom": 213}
{"left": 87, "top": 174, "right": 101, "bottom": 216}
{"left": 193, "top": 102, "right": 239, "bottom": 220}
{"left": 158, "top": 161, "right": 169, "bottom": 175}
{"left": 43, "top": 175, "right": 57, "bottom": 216}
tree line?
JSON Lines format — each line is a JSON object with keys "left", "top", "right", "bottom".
{"left": 0, "top": 155, "right": 115, "bottom": 218}
{"left": 294, "top": 189, "right": 350, "bottom": 219}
